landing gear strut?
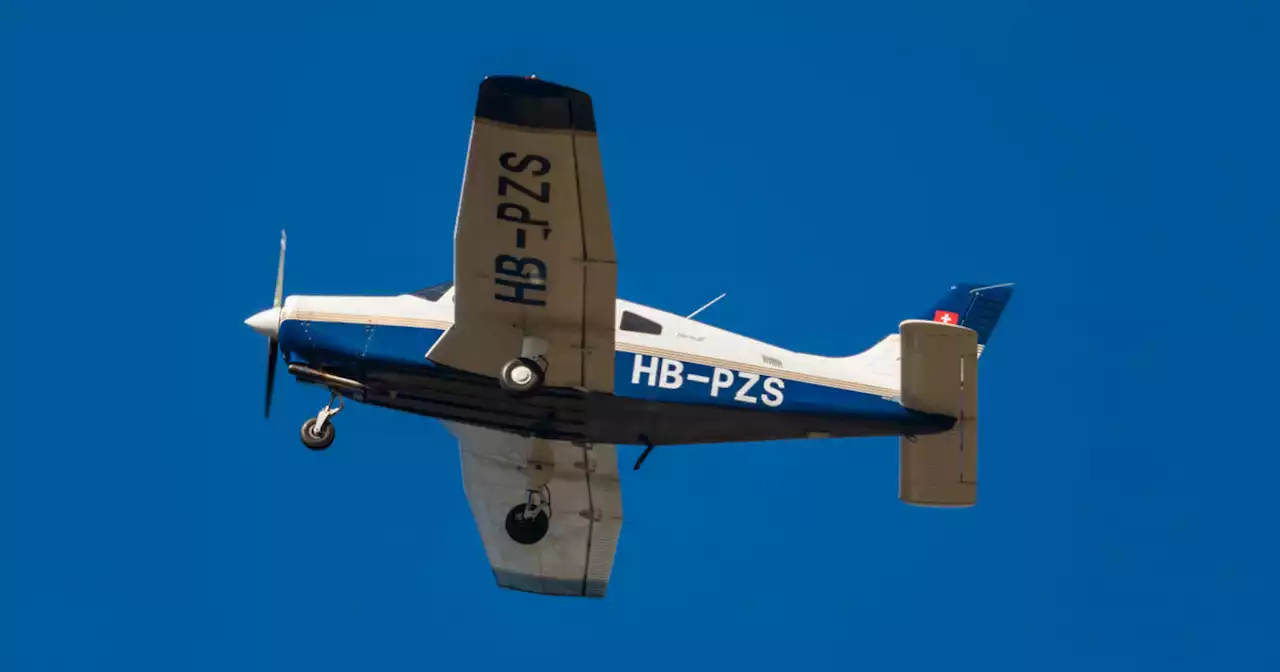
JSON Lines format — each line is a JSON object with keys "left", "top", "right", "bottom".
{"left": 300, "top": 390, "right": 342, "bottom": 451}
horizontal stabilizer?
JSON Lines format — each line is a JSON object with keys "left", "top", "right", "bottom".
{"left": 898, "top": 320, "right": 978, "bottom": 507}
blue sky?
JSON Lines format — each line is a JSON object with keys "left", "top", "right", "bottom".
{"left": 2, "top": 1, "right": 1277, "bottom": 670}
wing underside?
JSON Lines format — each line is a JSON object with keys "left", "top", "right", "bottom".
{"left": 427, "top": 76, "right": 617, "bottom": 392}
{"left": 446, "top": 421, "right": 623, "bottom": 597}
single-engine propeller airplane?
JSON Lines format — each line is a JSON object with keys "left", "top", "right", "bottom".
{"left": 245, "top": 75, "right": 1014, "bottom": 598}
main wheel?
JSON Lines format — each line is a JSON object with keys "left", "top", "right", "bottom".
{"left": 505, "top": 504, "right": 550, "bottom": 545}
{"left": 499, "top": 357, "right": 545, "bottom": 395}
{"left": 300, "top": 417, "right": 335, "bottom": 451}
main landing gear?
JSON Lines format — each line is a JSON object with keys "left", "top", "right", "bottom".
{"left": 300, "top": 390, "right": 342, "bottom": 451}
{"left": 499, "top": 357, "right": 545, "bottom": 394}
{"left": 499, "top": 335, "right": 549, "bottom": 396}
{"left": 505, "top": 486, "right": 551, "bottom": 545}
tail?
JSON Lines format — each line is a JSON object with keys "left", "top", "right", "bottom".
{"left": 921, "top": 283, "right": 1015, "bottom": 357}
{"left": 842, "top": 282, "right": 1015, "bottom": 387}
{"left": 896, "top": 282, "right": 1013, "bottom": 508}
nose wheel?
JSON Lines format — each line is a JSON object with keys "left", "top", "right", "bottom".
{"left": 300, "top": 391, "right": 342, "bottom": 451}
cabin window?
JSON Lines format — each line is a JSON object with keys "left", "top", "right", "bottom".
{"left": 410, "top": 282, "right": 453, "bottom": 302}
{"left": 620, "top": 311, "right": 662, "bottom": 335}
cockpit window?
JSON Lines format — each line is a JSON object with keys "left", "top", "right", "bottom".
{"left": 410, "top": 281, "right": 454, "bottom": 302}
{"left": 620, "top": 311, "right": 662, "bottom": 335}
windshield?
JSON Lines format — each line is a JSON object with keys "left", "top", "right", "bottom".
{"left": 409, "top": 281, "right": 453, "bottom": 302}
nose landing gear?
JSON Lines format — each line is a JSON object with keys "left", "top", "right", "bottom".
{"left": 300, "top": 390, "right": 343, "bottom": 451}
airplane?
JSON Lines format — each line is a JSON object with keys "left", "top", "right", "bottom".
{"left": 244, "top": 75, "right": 1014, "bottom": 598}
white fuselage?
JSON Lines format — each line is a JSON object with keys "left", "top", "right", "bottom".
{"left": 260, "top": 288, "right": 902, "bottom": 400}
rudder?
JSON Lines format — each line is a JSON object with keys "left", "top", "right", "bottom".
{"left": 922, "top": 282, "right": 1015, "bottom": 356}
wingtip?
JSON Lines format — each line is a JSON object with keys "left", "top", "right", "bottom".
{"left": 475, "top": 75, "right": 596, "bottom": 132}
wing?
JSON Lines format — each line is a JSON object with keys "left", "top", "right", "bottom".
{"left": 427, "top": 76, "right": 617, "bottom": 392}
{"left": 445, "top": 421, "right": 623, "bottom": 597}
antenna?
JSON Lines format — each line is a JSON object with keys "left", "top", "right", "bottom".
{"left": 686, "top": 293, "right": 726, "bottom": 320}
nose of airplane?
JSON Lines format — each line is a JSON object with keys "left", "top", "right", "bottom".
{"left": 245, "top": 307, "right": 281, "bottom": 338}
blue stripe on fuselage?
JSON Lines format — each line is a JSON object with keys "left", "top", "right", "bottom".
{"left": 279, "top": 319, "right": 444, "bottom": 368}
{"left": 279, "top": 319, "right": 911, "bottom": 419}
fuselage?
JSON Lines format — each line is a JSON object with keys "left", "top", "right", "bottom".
{"left": 250, "top": 284, "right": 953, "bottom": 446}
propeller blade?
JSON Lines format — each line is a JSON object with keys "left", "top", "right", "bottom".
{"left": 273, "top": 230, "right": 287, "bottom": 309}
{"left": 263, "top": 230, "right": 286, "bottom": 419}
{"left": 265, "top": 337, "right": 278, "bottom": 418}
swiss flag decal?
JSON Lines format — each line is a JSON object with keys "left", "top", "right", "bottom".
{"left": 933, "top": 310, "right": 960, "bottom": 325}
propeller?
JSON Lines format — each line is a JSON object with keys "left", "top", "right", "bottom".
{"left": 264, "top": 230, "right": 286, "bottom": 418}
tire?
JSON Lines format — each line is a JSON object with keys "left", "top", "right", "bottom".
{"left": 300, "top": 417, "right": 335, "bottom": 451}
{"left": 499, "top": 357, "right": 545, "bottom": 395}
{"left": 505, "top": 504, "right": 550, "bottom": 545}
